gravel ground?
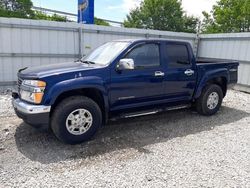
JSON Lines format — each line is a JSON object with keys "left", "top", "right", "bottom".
{"left": 0, "top": 94, "right": 15, "bottom": 118}
{"left": 0, "top": 90, "right": 250, "bottom": 187}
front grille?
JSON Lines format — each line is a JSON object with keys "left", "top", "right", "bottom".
{"left": 17, "top": 78, "right": 23, "bottom": 93}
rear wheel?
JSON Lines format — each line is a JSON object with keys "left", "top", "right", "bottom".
{"left": 51, "top": 96, "right": 102, "bottom": 144}
{"left": 196, "top": 84, "right": 223, "bottom": 116}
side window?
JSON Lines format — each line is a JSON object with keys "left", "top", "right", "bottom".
{"left": 165, "top": 44, "right": 190, "bottom": 68}
{"left": 125, "top": 43, "right": 160, "bottom": 68}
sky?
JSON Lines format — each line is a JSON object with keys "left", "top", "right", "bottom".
{"left": 32, "top": 0, "right": 217, "bottom": 22}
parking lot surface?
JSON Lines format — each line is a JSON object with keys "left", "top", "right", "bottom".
{"left": 0, "top": 90, "right": 250, "bottom": 187}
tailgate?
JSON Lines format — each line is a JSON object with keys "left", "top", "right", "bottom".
{"left": 228, "top": 63, "right": 239, "bottom": 84}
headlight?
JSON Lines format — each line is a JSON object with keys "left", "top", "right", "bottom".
{"left": 20, "top": 80, "right": 46, "bottom": 104}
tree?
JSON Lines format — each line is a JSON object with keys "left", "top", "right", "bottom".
{"left": 34, "top": 11, "right": 67, "bottom": 22}
{"left": 94, "top": 17, "right": 110, "bottom": 26}
{"left": 201, "top": 11, "right": 218, "bottom": 34}
{"left": 124, "top": 0, "right": 198, "bottom": 33}
{"left": 0, "top": 0, "right": 71, "bottom": 22}
{"left": 0, "top": 0, "right": 34, "bottom": 18}
{"left": 183, "top": 15, "right": 199, "bottom": 33}
{"left": 0, "top": 1, "right": 111, "bottom": 24}
{"left": 202, "top": 0, "right": 250, "bottom": 33}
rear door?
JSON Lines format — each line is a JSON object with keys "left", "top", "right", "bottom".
{"left": 162, "top": 42, "right": 197, "bottom": 102}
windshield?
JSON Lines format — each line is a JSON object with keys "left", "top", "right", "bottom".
{"left": 81, "top": 41, "right": 130, "bottom": 65}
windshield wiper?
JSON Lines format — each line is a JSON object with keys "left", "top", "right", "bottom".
{"left": 75, "top": 59, "right": 96, "bottom": 65}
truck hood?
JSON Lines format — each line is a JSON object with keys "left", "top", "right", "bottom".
{"left": 18, "top": 62, "right": 102, "bottom": 79}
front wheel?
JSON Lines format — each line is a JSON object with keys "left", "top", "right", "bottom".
{"left": 51, "top": 96, "right": 102, "bottom": 144}
{"left": 196, "top": 84, "right": 223, "bottom": 116}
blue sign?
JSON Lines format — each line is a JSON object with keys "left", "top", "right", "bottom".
{"left": 78, "top": 0, "right": 94, "bottom": 24}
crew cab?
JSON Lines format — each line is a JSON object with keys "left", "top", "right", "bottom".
{"left": 12, "top": 39, "right": 239, "bottom": 144}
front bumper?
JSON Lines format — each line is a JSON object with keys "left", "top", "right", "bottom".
{"left": 12, "top": 94, "right": 51, "bottom": 130}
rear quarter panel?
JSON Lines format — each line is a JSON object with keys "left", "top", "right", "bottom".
{"left": 194, "top": 62, "right": 239, "bottom": 99}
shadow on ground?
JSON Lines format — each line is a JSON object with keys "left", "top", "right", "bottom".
{"left": 14, "top": 106, "right": 249, "bottom": 164}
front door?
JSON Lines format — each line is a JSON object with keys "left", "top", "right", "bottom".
{"left": 109, "top": 42, "right": 165, "bottom": 111}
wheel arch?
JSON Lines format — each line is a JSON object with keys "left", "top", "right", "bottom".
{"left": 50, "top": 88, "right": 108, "bottom": 124}
{"left": 206, "top": 77, "right": 227, "bottom": 97}
{"left": 195, "top": 75, "right": 228, "bottom": 99}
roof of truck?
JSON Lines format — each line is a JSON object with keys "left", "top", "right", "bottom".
{"left": 113, "top": 38, "right": 190, "bottom": 44}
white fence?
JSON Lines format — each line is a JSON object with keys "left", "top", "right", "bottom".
{"left": 198, "top": 33, "right": 250, "bottom": 87}
{"left": 0, "top": 17, "right": 250, "bottom": 89}
{"left": 0, "top": 17, "right": 196, "bottom": 84}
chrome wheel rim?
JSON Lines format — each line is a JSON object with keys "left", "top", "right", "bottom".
{"left": 66, "top": 109, "right": 93, "bottom": 135}
{"left": 207, "top": 92, "right": 219, "bottom": 110}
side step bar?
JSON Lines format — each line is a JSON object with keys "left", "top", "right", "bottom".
{"left": 110, "top": 104, "right": 190, "bottom": 121}
{"left": 124, "top": 111, "right": 158, "bottom": 118}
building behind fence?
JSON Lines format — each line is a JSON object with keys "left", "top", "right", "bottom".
{"left": 0, "top": 17, "right": 250, "bottom": 90}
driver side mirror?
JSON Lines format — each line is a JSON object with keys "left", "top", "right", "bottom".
{"left": 116, "top": 58, "right": 135, "bottom": 71}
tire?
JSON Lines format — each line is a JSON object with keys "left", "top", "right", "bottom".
{"left": 51, "top": 96, "right": 102, "bottom": 144}
{"left": 196, "top": 84, "right": 223, "bottom": 116}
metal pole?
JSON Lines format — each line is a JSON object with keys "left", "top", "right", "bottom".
{"left": 79, "top": 26, "right": 83, "bottom": 59}
{"left": 79, "top": 8, "right": 83, "bottom": 59}
{"left": 194, "top": 21, "right": 201, "bottom": 58}
{"left": 80, "top": 8, "right": 82, "bottom": 23}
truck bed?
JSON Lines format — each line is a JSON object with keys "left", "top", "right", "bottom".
{"left": 196, "top": 58, "right": 239, "bottom": 86}
{"left": 196, "top": 58, "right": 238, "bottom": 64}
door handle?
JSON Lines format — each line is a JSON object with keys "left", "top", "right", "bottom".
{"left": 184, "top": 69, "right": 194, "bottom": 76}
{"left": 155, "top": 71, "right": 165, "bottom": 77}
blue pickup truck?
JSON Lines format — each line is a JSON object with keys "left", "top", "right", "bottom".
{"left": 12, "top": 39, "right": 239, "bottom": 144}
